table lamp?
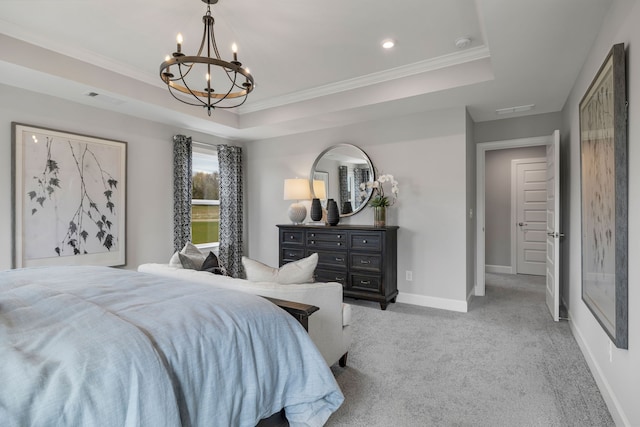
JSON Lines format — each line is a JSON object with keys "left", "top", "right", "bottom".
{"left": 284, "top": 178, "right": 311, "bottom": 224}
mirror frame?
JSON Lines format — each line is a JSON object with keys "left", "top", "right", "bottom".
{"left": 309, "top": 143, "right": 375, "bottom": 217}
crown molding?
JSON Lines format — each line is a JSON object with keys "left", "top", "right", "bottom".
{"left": 238, "top": 45, "right": 491, "bottom": 114}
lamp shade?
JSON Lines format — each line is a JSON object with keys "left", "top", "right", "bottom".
{"left": 312, "top": 180, "right": 327, "bottom": 199}
{"left": 284, "top": 178, "right": 311, "bottom": 200}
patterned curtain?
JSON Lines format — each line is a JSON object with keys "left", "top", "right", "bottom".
{"left": 173, "top": 135, "right": 192, "bottom": 252}
{"left": 217, "top": 144, "right": 244, "bottom": 278}
{"left": 338, "top": 166, "right": 349, "bottom": 209}
{"left": 354, "top": 167, "right": 369, "bottom": 192}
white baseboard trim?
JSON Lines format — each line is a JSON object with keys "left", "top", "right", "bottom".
{"left": 397, "top": 292, "right": 468, "bottom": 313}
{"left": 485, "top": 264, "right": 513, "bottom": 274}
{"left": 568, "top": 312, "right": 629, "bottom": 426}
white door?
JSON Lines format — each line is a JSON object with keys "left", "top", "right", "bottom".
{"left": 514, "top": 159, "right": 547, "bottom": 275}
{"left": 545, "top": 130, "right": 561, "bottom": 321}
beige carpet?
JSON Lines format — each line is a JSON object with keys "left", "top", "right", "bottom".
{"left": 327, "top": 273, "right": 613, "bottom": 426}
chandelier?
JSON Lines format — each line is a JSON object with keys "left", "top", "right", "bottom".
{"left": 159, "top": 0, "right": 254, "bottom": 115}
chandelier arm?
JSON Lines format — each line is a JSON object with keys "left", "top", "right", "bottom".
{"left": 206, "top": 71, "right": 240, "bottom": 107}
{"left": 177, "top": 65, "right": 210, "bottom": 108}
{"left": 167, "top": 86, "right": 208, "bottom": 107}
{"left": 174, "top": 62, "right": 196, "bottom": 81}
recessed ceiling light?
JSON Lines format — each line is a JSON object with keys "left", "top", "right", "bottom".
{"left": 382, "top": 39, "right": 395, "bottom": 49}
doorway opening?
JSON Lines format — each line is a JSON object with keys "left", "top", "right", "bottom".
{"left": 476, "top": 136, "right": 549, "bottom": 293}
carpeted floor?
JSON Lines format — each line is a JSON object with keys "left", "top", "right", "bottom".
{"left": 327, "top": 273, "right": 613, "bottom": 426}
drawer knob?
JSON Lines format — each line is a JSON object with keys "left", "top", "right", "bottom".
{"left": 289, "top": 235, "right": 294, "bottom": 240}
{"left": 336, "top": 277, "right": 345, "bottom": 281}
{"left": 310, "top": 240, "right": 315, "bottom": 245}
{"left": 337, "top": 242, "right": 342, "bottom": 246}
{"left": 288, "top": 253, "right": 296, "bottom": 257}
{"left": 360, "top": 280, "right": 371, "bottom": 285}
{"left": 360, "top": 260, "right": 371, "bottom": 264}
{"left": 335, "top": 257, "right": 344, "bottom": 262}
{"left": 311, "top": 233, "right": 315, "bottom": 237}
{"left": 337, "top": 235, "right": 341, "bottom": 238}
{"left": 363, "top": 239, "right": 367, "bottom": 243}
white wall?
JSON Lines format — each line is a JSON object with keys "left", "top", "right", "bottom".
{"left": 561, "top": 0, "right": 640, "bottom": 424}
{"left": 0, "top": 83, "right": 230, "bottom": 271}
{"left": 246, "top": 107, "right": 471, "bottom": 309}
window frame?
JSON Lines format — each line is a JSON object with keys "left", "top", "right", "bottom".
{"left": 191, "top": 144, "right": 220, "bottom": 251}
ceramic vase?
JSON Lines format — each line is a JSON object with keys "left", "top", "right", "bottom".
{"left": 310, "top": 198, "right": 323, "bottom": 221}
{"left": 327, "top": 199, "right": 340, "bottom": 226}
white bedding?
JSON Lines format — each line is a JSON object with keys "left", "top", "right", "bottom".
{"left": 0, "top": 266, "right": 343, "bottom": 426}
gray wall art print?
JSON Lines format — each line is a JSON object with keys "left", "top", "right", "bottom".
{"left": 12, "top": 123, "right": 126, "bottom": 268}
{"left": 579, "top": 43, "right": 628, "bottom": 349}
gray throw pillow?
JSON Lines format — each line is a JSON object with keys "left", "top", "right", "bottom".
{"left": 170, "top": 242, "right": 207, "bottom": 269}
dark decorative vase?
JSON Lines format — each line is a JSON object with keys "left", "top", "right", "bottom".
{"left": 310, "top": 198, "right": 323, "bottom": 221}
{"left": 342, "top": 201, "right": 353, "bottom": 214}
{"left": 327, "top": 199, "right": 340, "bottom": 226}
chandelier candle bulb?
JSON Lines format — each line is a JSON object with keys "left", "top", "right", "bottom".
{"left": 232, "top": 43, "right": 238, "bottom": 62}
{"left": 176, "top": 33, "right": 183, "bottom": 53}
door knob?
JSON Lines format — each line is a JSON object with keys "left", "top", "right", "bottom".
{"left": 518, "top": 222, "right": 528, "bottom": 227}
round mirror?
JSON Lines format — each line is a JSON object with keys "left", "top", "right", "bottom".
{"left": 309, "top": 144, "right": 375, "bottom": 217}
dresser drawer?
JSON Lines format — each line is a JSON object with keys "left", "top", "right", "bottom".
{"left": 350, "top": 232, "right": 382, "bottom": 251}
{"left": 309, "top": 249, "right": 348, "bottom": 269}
{"left": 350, "top": 253, "right": 382, "bottom": 272}
{"left": 350, "top": 273, "right": 382, "bottom": 293}
{"left": 307, "top": 231, "right": 347, "bottom": 249}
{"left": 315, "top": 268, "right": 348, "bottom": 286}
{"left": 281, "top": 229, "right": 304, "bottom": 246}
{"left": 281, "top": 247, "right": 305, "bottom": 262}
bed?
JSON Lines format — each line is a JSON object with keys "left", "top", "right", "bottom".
{"left": 0, "top": 266, "right": 343, "bottom": 426}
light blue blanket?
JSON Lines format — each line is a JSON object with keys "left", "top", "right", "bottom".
{"left": 0, "top": 266, "right": 343, "bottom": 426}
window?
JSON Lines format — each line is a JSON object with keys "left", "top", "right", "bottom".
{"left": 191, "top": 145, "right": 219, "bottom": 247}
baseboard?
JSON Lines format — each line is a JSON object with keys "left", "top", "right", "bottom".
{"left": 396, "top": 292, "right": 468, "bottom": 313}
{"left": 568, "top": 312, "right": 630, "bottom": 426}
{"left": 485, "top": 264, "right": 513, "bottom": 274}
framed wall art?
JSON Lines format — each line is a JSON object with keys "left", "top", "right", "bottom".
{"left": 579, "top": 43, "right": 628, "bottom": 349}
{"left": 12, "top": 123, "right": 127, "bottom": 268}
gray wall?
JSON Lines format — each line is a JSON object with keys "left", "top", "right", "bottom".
{"left": 245, "top": 107, "right": 473, "bottom": 310}
{"left": 484, "top": 146, "right": 547, "bottom": 269}
{"left": 465, "top": 108, "right": 476, "bottom": 297}
{"left": 560, "top": 0, "right": 640, "bottom": 424}
{"left": 475, "top": 112, "right": 563, "bottom": 143}
{"left": 0, "top": 83, "right": 231, "bottom": 271}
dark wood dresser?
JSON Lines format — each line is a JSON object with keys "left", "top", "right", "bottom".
{"left": 277, "top": 224, "right": 398, "bottom": 310}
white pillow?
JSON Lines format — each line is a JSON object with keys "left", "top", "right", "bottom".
{"left": 242, "top": 253, "right": 318, "bottom": 285}
{"left": 169, "top": 242, "right": 207, "bottom": 269}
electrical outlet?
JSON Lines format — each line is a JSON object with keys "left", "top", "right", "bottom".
{"left": 406, "top": 271, "right": 413, "bottom": 281}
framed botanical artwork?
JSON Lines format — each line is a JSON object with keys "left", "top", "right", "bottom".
{"left": 579, "top": 43, "right": 628, "bottom": 349}
{"left": 12, "top": 123, "right": 127, "bottom": 268}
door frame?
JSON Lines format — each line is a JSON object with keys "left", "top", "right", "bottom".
{"left": 475, "top": 135, "right": 551, "bottom": 296}
{"left": 511, "top": 157, "right": 547, "bottom": 275}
